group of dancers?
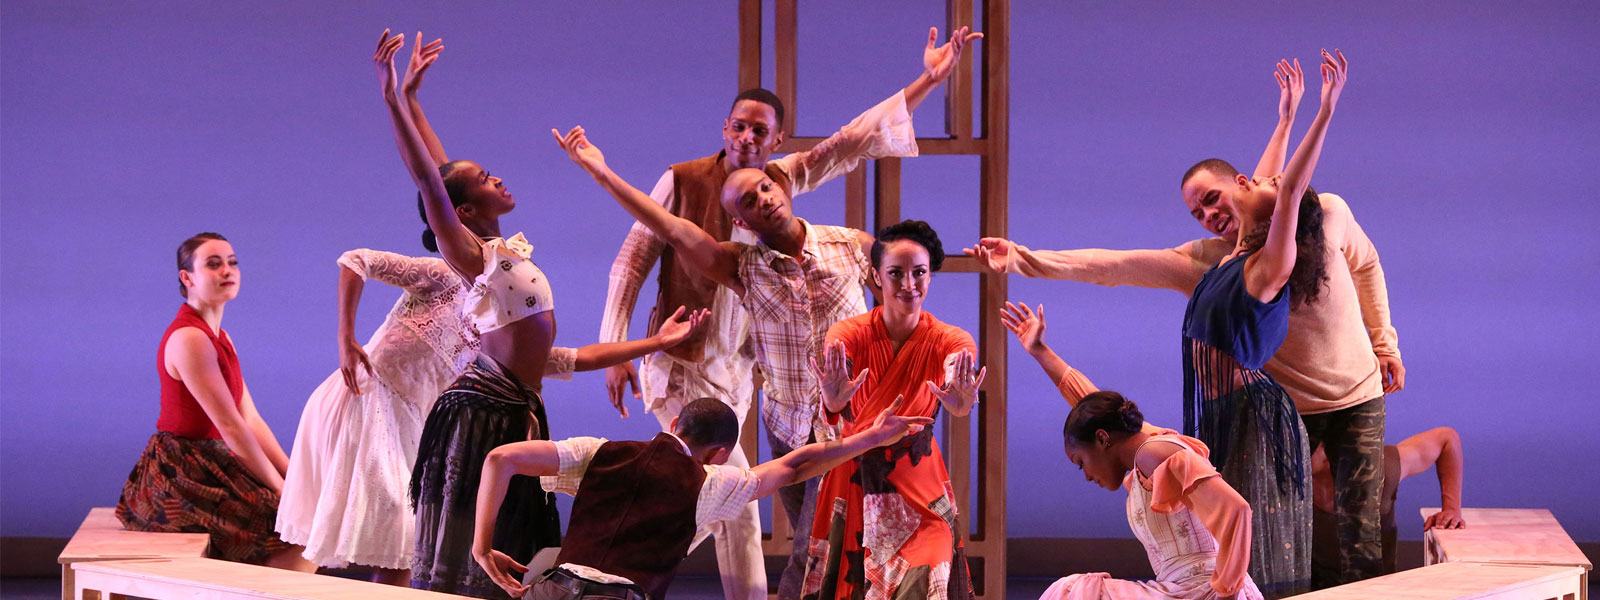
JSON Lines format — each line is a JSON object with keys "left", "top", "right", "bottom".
{"left": 110, "top": 23, "right": 1468, "bottom": 600}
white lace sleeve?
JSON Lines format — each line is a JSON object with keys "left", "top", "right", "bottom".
{"left": 773, "top": 90, "right": 917, "bottom": 195}
{"left": 545, "top": 346, "right": 577, "bottom": 381}
{"left": 337, "top": 249, "right": 459, "bottom": 298}
{"left": 598, "top": 170, "right": 672, "bottom": 343}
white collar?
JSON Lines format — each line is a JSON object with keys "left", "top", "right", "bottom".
{"left": 663, "top": 432, "right": 693, "bottom": 457}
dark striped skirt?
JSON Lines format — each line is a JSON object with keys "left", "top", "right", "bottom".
{"left": 409, "top": 355, "right": 561, "bottom": 599}
{"left": 116, "top": 432, "right": 291, "bottom": 564}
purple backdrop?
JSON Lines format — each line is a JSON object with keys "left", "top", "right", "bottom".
{"left": 3, "top": 0, "right": 1597, "bottom": 546}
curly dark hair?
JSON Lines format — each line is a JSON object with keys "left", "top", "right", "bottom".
{"left": 417, "top": 161, "right": 477, "bottom": 252}
{"left": 1238, "top": 186, "right": 1329, "bottom": 308}
{"left": 871, "top": 219, "right": 945, "bottom": 271}
{"left": 1063, "top": 391, "right": 1145, "bottom": 448}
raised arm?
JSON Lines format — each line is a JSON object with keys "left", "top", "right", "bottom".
{"left": 374, "top": 30, "right": 483, "bottom": 279}
{"left": 748, "top": 397, "right": 933, "bottom": 499}
{"left": 1252, "top": 58, "right": 1305, "bottom": 178}
{"left": 1001, "top": 301, "right": 1171, "bottom": 434}
{"left": 905, "top": 26, "right": 982, "bottom": 113}
{"left": 597, "top": 171, "right": 674, "bottom": 414}
{"left": 1245, "top": 49, "right": 1348, "bottom": 302}
{"left": 165, "top": 329, "right": 284, "bottom": 491}
{"left": 927, "top": 347, "right": 985, "bottom": 418}
{"left": 554, "top": 127, "right": 743, "bottom": 293}
{"left": 549, "top": 307, "right": 709, "bottom": 418}
{"left": 1401, "top": 427, "right": 1465, "bottom": 530}
{"left": 964, "top": 237, "right": 1222, "bottom": 295}
{"left": 472, "top": 439, "right": 563, "bottom": 597}
{"left": 401, "top": 32, "right": 448, "bottom": 166}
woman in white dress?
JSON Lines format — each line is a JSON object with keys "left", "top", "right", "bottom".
{"left": 1002, "top": 302, "right": 1261, "bottom": 600}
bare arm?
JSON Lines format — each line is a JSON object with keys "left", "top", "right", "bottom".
{"left": 964, "top": 237, "right": 1219, "bottom": 294}
{"left": 1401, "top": 427, "right": 1465, "bottom": 529}
{"left": 903, "top": 26, "right": 982, "bottom": 113}
{"left": 1245, "top": 49, "right": 1348, "bottom": 303}
{"left": 165, "top": 329, "right": 283, "bottom": 490}
{"left": 573, "top": 307, "right": 708, "bottom": 372}
{"left": 374, "top": 30, "right": 482, "bottom": 279}
{"left": 1001, "top": 301, "right": 1170, "bottom": 434}
{"left": 1252, "top": 59, "right": 1305, "bottom": 178}
{"left": 472, "top": 440, "right": 562, "bottom": 597}
{"left": 237, "top": 382, "right": 289, "bottom": 476}
{"left": 554, "top": 127, "right": 743, "bottom": 293}
{"left": 400, "top": 32, "right": 448, "bottom": 166}
{"left": 335, "top": 265, "right": 374, "bottom": 396}
{"left": 748, "top": 397, "right": 933, "bottom": 498}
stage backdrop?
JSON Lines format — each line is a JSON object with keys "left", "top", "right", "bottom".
{"left": 4, "top": 0, "right": 1597, "bottom": 545}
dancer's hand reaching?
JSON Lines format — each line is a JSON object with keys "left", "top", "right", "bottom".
{"left": 654, "top": 306, "right": 710, "bottom": 351}
{"left": 402, "top": 32, "right": 443, "bottom": 97}
{"left": 1318, "top": 49, "right": 1349, "bottom": 112}
{"left": 1275, "top": 58, "right": 1305, "bottom": 121}
{"left": 864, "top": 396, "right": 935, "bottom": 447}
{"left": 962, "top": 237, "right": 1015, "bottom": 273}
{"left": 924, "top": 349, "right": 985, "bottom": 411}
{"left": 1425, "top": 507, "right": 1465, "bottom": 530}
{"left": 552, "top": 126, "right": 607, "bottom": 175}
{"left": 811, "top": 340, "right": 868, "bottom": 411}
{"left": 923, "top": 26, "right": 982, "bottom": 83}
{"left": 1000, "top": 301, "right": 1048, "bottom": 356}
{"left": 472, "top": 548, "right": 530, "bottom": 598}
{"left": 373, "top": 29, "right": 405, "bottom": 98}
{"left": 605, "top": 363, "right": 641, "bottom": 419}
{"left": 338, "top": 335, "right": 375, "bottom": 396}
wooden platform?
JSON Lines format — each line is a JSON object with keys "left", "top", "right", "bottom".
{"left": 56, "top": 508, "right": 209, "bottom": 600}
{"left": 1296, "top": 561, "right": 1584, "bottom": 600}
{"left": 72, "top": 557, "right": 466, "bottom": 600}
{"left": 1423, "top": 508, "right": 1592, "bottom": 599}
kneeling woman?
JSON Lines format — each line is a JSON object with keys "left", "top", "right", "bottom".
{"left": 116, "top": 233, "right": 314, "bottom": 571}
{"left": 805, "top": 220, "right": 986, "bottom": 599}
{"left": 1004, "top": 301, "right": 1258, "bottom": 600}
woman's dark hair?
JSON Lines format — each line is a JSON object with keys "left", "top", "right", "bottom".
{"left": 1238, "top": 186, "right": 1329, "bottom": 308}
{"left": 871, "top": 219, "right": 945, "bottom": 271}
{"left": 177, "top": 232, "right": 228, "bottom": 298}
{"left": 418, "top": 161, "right": 476, "bottom": 252}
{"left": 1063, "top": 391, "right": 1144, "bottom": 448}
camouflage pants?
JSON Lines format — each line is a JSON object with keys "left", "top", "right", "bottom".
{"left": 1303, "top": 396, "right": 1386, "bottom": 589}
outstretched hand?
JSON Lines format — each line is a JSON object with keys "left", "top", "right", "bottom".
{"left": 402, "top": 32, "right": 443, "bottom": 97}
{"left": 1318, "top": 49, "right": 1349, "bottom": 112}
{"left": 473, "top": 548, "right": 530, "bottom": 598}
{"left": 1275, "top": 58, "right": 1305, "bottom": 121}
{"left": 373, "top": 29, "right": 405, "bottom": 97}
{"left": 961, "top": 237, "right": 1014, "bottom": 273}
{"left": 811, "top": 340, "right": 868, "bottom": 407}
{"left": 924, "top": 349, "right": 986, "bottom": 408}
{"left": 654, "top": 306, "right": 711, "bottom": 350}
{"left": 552, "top": 126, "right": 607, "bottom": 175}
{"left": 1000, "top": 301, "right": 1047, "bottom": 356}
{"left": 923, "top": 26, "right": 982, "bottom": 83}
{"left": 866, "top": 396, "right": 936, "bottom": 447}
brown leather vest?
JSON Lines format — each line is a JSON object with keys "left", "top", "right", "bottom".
{"left": 650, "top": 152, "right": 793, "bottom": 360}
{"left": 554, "top": 433, "right": 708, "bottom": 599}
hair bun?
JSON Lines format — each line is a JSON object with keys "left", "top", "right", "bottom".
{"left": 1117, "top": 400, "right": 1144, "bottom": 430}
{"left": 422, "top": 228, "right": 439, "bottom": 253}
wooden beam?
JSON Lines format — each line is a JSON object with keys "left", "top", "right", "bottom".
{"left": 775, "top": 0, "right": 798, "bottom": 138}
{"left": 738, "top": 0, "right": 761, "bottom": 92}
{"left": 947, "top": 0, "right": 975, "bottom": 140}
{"left": 779, "top": 136, "right": 987, "bottom": 155}
{"left": 873, "top": 157, "right": 902, "bottom": 228}
{"left": 845, "top": 166, "right": 867, "bottom": 232}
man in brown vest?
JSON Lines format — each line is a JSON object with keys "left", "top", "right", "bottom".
{"left": 594, "top": 25, "right": 980, "bottom": 599}
{"left": 472, "top": 397, "right": 934, "bottom": 600}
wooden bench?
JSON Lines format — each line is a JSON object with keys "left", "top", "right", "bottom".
{"left": 1423, "top": 508, "right": 1592, "bottom": 600}
{"left": 73, "top": 557, "right": 470, "bottom": 600}
{"left": 1295, "top": 561, "right": 1584, "bottom": 600}
{"left": 57, "top": 507, "right": 210, "bottom": 600}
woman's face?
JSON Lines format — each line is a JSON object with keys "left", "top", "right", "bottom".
{"left": 872, "top": 240, "right": 932, "bottom": 315}
{"left": 182, "top": 239, "right": 239, "bottom": 302}
{"left": 453, "top": 161, "right": 516, "bottom": 218}
{"left": 1065, "top": 434, "right": 1127, "bottom": 492}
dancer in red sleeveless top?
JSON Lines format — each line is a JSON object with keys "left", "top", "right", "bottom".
{"left": 116, "top": 232, "right": 314, "bottom": 571}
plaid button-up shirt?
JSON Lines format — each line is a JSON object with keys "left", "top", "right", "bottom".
{"left": 736, "top": 220, "right": 870, "bottom": 449}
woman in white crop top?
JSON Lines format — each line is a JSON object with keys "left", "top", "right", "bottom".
{"left": 370, "top": 32, "right": 705, "bottom": 597}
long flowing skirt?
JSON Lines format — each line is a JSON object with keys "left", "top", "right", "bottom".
{"left": 275, "top": 369, "right": 427, "bottom": 569}
{"left": 117, "top": 432, "right": 290, "bottom": 564}
{"left": 409, "top": 356, "right": 561, "bottom": 599}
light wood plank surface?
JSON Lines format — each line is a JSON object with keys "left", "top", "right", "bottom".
{"left": 1295, "top": 561, "right": 1582, "bottom": 600}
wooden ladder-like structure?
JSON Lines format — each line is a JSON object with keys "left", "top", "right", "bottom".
{"left": 733, "top": 1, "right": 1010, "bottom": 597}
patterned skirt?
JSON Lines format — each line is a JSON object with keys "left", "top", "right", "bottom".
{"left": 1199, "top": 379, "right": 1312, "bottom": 599}
{"left": 116, "top": 432, "right": 291, "bottom": 564}
{"left": 409, "top": 356, "right": 561, "bottom": 599}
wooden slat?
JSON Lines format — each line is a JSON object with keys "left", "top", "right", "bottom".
{"left": 1294, "top": 561, "right": 1583, "bottom": 600}
{"left": 737, "top": 0, "right": 761, "bottom": 92}
{"left": 975, "top": 2, "right": 1009, "bottom": 595}
{"left": 845, "top": 166, "right": 867, "bottom": 232}
{"left": 946, "top": 0, "right": 974, "bottom": 139}
{"left": 775, "top": 0, "right": 798, "bottom": 138}
{"left": 74, "top": 557, "right": 467, "bottom": 599}
{"left": 779, "top": 136, "right": 987, "bottom": 155}
{"left": 873, "top": 157, "right": 902, "bottom": 228}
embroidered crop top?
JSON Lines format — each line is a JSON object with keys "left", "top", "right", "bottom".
{"left": 462, "top": 233, "right": 556, "bottom": 333}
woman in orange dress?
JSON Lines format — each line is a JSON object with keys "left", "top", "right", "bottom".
{"left": 803, "top": 220, "right": 986, "bottom": 600}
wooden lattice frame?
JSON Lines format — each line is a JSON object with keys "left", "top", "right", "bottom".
{"left": 734, "top": 1, "right": 1010, "bottom": 597}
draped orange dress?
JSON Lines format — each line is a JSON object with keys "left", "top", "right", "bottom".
{"left": 802, "top": 308, "right": 976, "bottom": 600}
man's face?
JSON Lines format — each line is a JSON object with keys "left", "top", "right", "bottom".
{"left": 1180, "top": 169, "right": 1243, "bottom": 241}
{"left": 722, "top": 100, "right": 783, "bottom": 170}
{"left": 721, "top": 168, "right": 792, "bottom": 234}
